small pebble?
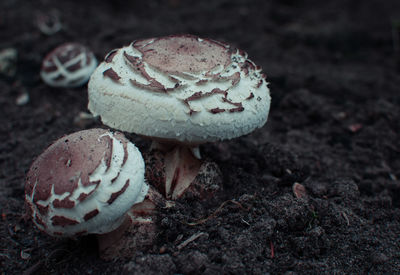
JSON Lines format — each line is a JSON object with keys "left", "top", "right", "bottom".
{"left": 16, "top": 92, "right": 29, "bottom": 106}
{"left": 293, "top": 182, "right": 307, "bottom": 199}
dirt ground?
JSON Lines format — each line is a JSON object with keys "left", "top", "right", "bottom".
{"left": 1, "top": 0, "right": 400, "bottom": 274}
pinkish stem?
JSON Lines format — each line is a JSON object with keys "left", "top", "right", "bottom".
{"left": 97, "top": 187, "right": 164, "bottom": 260}
{"left": 150, "top": 141, "right": 202, "bottom": 200}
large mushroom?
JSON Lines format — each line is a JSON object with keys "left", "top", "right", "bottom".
{"left": 25, "top": 128, "right": 161, "bottom": 258}
{"left": 88, "top": 34, "right": 271, "bottom": 200}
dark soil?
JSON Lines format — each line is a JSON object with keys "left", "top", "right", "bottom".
{"left": 1, "top": 0, "right": 400, "bottom": 274}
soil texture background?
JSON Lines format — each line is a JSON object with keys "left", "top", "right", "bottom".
{"left": 1, "top": 0, "right": 400, "bottom": 274}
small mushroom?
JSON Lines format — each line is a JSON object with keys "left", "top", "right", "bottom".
{"left": 25, "top": 128, "right": 158, "bottom": 257}
{"left": 35, "top": 11, "right": 62, "bottom": 35}
{"left": 88, "top": 34, "right": 271, "bottom": 200}
{"left": 40, "top": 43, "right": 97, "bottom": 88}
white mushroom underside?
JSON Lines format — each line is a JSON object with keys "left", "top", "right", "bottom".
{"left": 88, "top": 42, "right": 271, "bottom": 143}
{"left": 26, "top": 132, "right": 148, "bottom": 236}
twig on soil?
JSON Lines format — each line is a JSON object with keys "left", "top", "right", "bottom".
{"left": 270, "top": 241, "right": 275, "bottom": 258}
{"left": 185, "top": 200, "right": 245, "bottom": 226}
{"left": 177, "top": 232, "right": 208, "bottom": 250}
{"left": 341, "top": 212, "right": 350, "bottom": 226}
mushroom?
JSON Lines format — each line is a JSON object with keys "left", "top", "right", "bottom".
{"left": 25, "top": 128, "right": 161, "bottom": 257}
{"left": 41, "top": 43, "right": 97, "bottom": 88}
{"left": 88, "top": 34, "right": 271, "bottom": 200}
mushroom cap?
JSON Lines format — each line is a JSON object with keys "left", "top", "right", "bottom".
{"left": 25, "top": 128, "right": 148, "bottom": 237}
{"left": 88, "top": 34, "right": 270, "bottom": 144}
{"left": 41, "top": 43, "right": 97, "bottom": 88}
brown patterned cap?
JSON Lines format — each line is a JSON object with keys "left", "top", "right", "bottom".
{"left": 41, "top": 43, "right": 97, "bottom": 88}
{"left": 88, "top": 35, "right": 270, "bottom": 144}
{"left": 25, "top": 128, "right": 147, "bottom": 237}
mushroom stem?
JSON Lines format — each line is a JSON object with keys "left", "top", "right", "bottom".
{"left": 96, "top": 213, "right": 155, "bottom": 260}
{"left": 97, "top": 187, "right": 164, "bottom": 260}
{"left": 96, "top": 215, "right": 131, "bottom": 255}
{"left": 149, "top": 141, "right": 202, "bottom": 200}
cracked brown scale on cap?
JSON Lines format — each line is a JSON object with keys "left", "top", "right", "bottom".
{"left": 25, "top": 129, "right": 114, "bottom": 209}
{"left": 107, "top": 180, "right": 130, "bottom": 204}
{"left": 84, "top": 209, "right": 100, "bottom": 221}
{"left": 105, "top": 49, "right": 118, "bottom": 63}
{"left": 112, "top": 131, "right": 130, "bottom": 166}
{"left": 123, "top": 52, "right": 152, "bottom": 82}
{"left": 183, "top": 87, "right": 245, "bottom": 115}
{"left": 183, "top": 88, "right": 226, "bottom": 105}
{"left": 229, "top": 106, "right": 245, "bottom": 113}
{"left": 183, "top": 88, "right": 229, "bottom": 115}
{"left": 103, "top": 68, "right": 121, "bottom": 82}
{"left": 123, "top": 51, "right": 167, "bottom": 93}
{"left": 101, "top": 134, "right": 113, "bottom": 172}
{"left": 133, "top": 34, "right": 232, "bottom": 75}
{"left": 210, "top": 107, "right": 226, "bottom": 114}
{"left": 222, "top": 96, "right": 242, "bottom": 107}
{"left": 77, "top": 188, "right": 96, "bottom": 202}
{"left": 195, "top": 79, "right": 208, "bottom": 86}
{"left": 53, "top": 198, "right": 75, "bottom": 209}
{"left": 111, "top": 172, "right": 121, "bottom": 183}
{"left": 51, "top": 215, "right": 79, "bottom": 226}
